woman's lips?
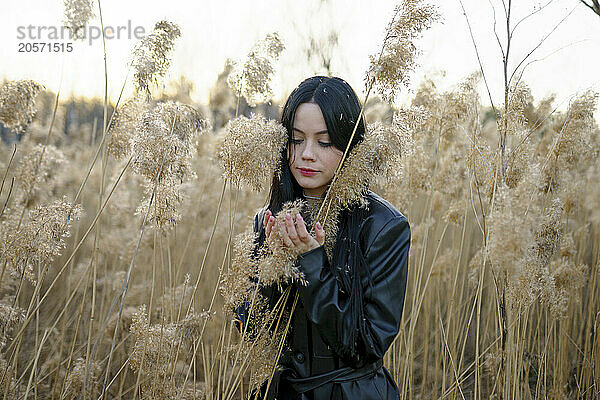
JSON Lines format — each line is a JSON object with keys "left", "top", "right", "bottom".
{"left": 299, "top": 168, "right": 319, "bottom": 177}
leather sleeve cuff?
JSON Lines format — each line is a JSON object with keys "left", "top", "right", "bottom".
{"left": 297, "top": 245, "right": 328, "bottom": 283}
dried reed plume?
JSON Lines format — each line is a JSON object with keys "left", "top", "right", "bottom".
{"left": 314, "top": 109, "right": 424, "bottom": 259}
{"left": 135, "top": 176, "right": 184, "bottom": 231}
{"left": 13, "top": 143, "right": 66, "bottom": 207}
{"left": 131, "top": 101, "right": 205, "bottom": 182}
{"left": 63, "top": 0, "right": 95, "bottom": 40}
{"left": 107, "top": 97, "right": 149, "bottom": 159}
{"left": 367, "top": 0, "right": 440, "bottom": 102}
{"left": 0, "top": 80, "right": 44, "bottom": 132}
{"left": 220, "top": 227, "right": 260, "bottom": 312}
{"left": 543, "top": 90, "right": 598, "bottom": 191}
{"left": 0, "top": 302, "right": 25, "bottom": 348}
{"left": 129, "top": 305, "right": 179, "bottom": 376}
{"left": 0, "top": 195, "right": 82, "bottom": 283}
{"left": 217, "top": 113, "right": 287, "bottom": 191}
{"left": 129, "top": 304, "right": 204, "bottom": 399}
{"left": 221, "top": 200, "right": 306, "bottom": 315}
{"left": 256, "top": 199, "right": 307, "bottom": 286}
{"left": 535, "top": 198, "right": 587, "bottom": 318}
{"left": 221, "top": 202, "right": 305, "bottom": 398}
{"left": 64, "top": 357, "right": 101, "bottom": 399}
{"left": 227, "top": 32, "right": 285, "bottom": 107}
{"left": 132, "top": 20, "right": 181, "bottom": 95}
{"left": 127, "top": 101, "right": 207, "bottom": 232}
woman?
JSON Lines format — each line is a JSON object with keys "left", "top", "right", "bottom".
{"left": 248, "top": 76, "right": 411, "bottom": 400}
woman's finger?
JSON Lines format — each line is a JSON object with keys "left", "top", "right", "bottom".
{"left": 295, "top": 213, "right": 311, "bottom": 243}
{"left": 278, "top": 221, "right": 293, "bottom": 247}
{"left": 266, "top": 215, "right": 275, "bottom": 238}
{"left": 263, "top": 209, "right": 271, "bottom": 229}
{"left": 315, "top": 221, "right": 325, "bottom": 246}
{"left": 285, "top": 213, "right": 300, "bottom": 245}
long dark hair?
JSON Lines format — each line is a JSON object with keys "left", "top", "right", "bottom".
{"left": 266, "top": 76, "right": 366, "bottom": 215}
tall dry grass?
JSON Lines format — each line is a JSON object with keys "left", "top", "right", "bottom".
{"left": 0, "top": 0, "right": 599, "bottom": 399}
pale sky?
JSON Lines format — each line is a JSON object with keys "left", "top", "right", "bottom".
{"left": 1, "top": 0, "right": 599, "bottom": 114}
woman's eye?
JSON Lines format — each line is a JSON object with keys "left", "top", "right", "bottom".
{"left": 290, "top": 138, "right": 332, "bottom": 147}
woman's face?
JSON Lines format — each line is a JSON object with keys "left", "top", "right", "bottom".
{"left": 287, "top": 102, "right": 343, "bottom": 198}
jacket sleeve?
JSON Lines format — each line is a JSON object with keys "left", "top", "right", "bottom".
{"left": 295, "top": 215, "right": 411, "bottom": 368}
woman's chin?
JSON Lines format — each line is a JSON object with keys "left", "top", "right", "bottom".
{"left": 297, "top": 177, "right": 319, "bottom": 188}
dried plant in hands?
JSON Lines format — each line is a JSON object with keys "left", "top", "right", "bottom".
{"left": 256, "top": 199, "right": 308, "bottom": 286}
{"left": 217, "top": 113, "right": 287, "bottom": 191}
{"left": 227, "top": 32, "right": 285, "bottom": 107}
{"left": 366, "top": 0, "right": 440, "bottom": 102}
{"left": 63, "top": 0, "right": 95, "bottom": 41}
{"left": 132, "top": 20, "right": 181, "bottom": 96}
{"left": 0, "top": 80, "right": 44, "bottom": 132}
{"left": 221, "top": 203, "right": 308, "bottom": 392}
{"left": 221, "top": 200, "right": 306, "bottom": 316}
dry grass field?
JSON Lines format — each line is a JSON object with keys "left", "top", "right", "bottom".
{"left": 0, "top": 1, "right": 599, "bottom": 399}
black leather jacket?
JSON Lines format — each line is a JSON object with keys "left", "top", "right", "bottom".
{"left": 249, "top": 190, "right": 411, "bottom": 400}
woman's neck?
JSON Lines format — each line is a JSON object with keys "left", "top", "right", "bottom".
{"left": 302, "top": 190, "right": 325, "bottom": 202}
{"left": 302, "top": 190, "right": 324, "bottom": 224}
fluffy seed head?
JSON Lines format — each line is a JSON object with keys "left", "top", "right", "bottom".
{"left": 63, "top": 0, "right": 95, "bottom": 40}
{"left": 0, "top": 80, "right": 44, "bottom": 132}
{"left": 366, "top": 0, "right": 440, "bottom": 102}
{"left": 107, "top": 97, "right": 149, "bottom": 159}
{"left": 132, "top": 20, "right": 181, "bottom": 95}
{"left": 64, "top": 358, "right": 101, "bottom": 399}
{"left": 256, "top": 199, "right": 307, "bottom": 286}
{"left": 131, "top": 101, "right": 206, "bottom": 182}
{"left": 0, "top": 195, "right": 83, "bottom": 284}
{"left": 220, "top": 227, "right": 260, "bottom": 312}
{"left": 0, "top": 303, "right": 25, "bottom": 348}
{"left": 129, "top": 305, "right": 179, "bottom": 376}
{"left": 217, "top": 113, "right": 287, "bottom": 191}
{"left": 135, "top": 176, "right": 184, "bottom": 233}
{"left": 227, "top": 32, "right": 285, "bottom": 107}
{"left": 14, "top": 143, "right": 66, "bottom": 207}
{"left": 315, "top": 107, "right": 424, "bottom": 259}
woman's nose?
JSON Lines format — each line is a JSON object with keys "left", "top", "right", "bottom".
{"left": 301, "top": 141, "right": 316, "bottom": 160}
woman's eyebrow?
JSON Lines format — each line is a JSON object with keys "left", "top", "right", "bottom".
{"left": 292, "top": 127, "right": 329, "bottom": 135}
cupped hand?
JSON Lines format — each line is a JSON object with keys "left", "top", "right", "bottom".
{"left": 262, "top": 209, "right": 325, "bottom": 254}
